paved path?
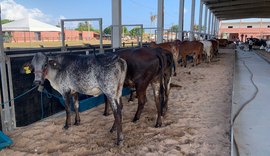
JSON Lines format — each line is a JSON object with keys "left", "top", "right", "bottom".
{"left": 232, "top": 49, "right": 270, "bottom": 156}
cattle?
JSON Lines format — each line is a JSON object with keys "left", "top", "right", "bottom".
{"left": 216, "top": 39, "right": 229, "bottom": 47}
{"left": 22, "top": 52, "right": 127, "bottom": 145}
{"left": 178, "top": 41, "right": 203, "bottom": 67}
{"left": 104, "top": 47, "right": 174, "bottom": 127}
{"left": 200, "top": 40, "right": 213, "bottom": 63}
{"left": 149, "top": 41, "right": 179, "bottom": 76}
{"left": 209, "top": 39, "right": 219, "bottom": 57}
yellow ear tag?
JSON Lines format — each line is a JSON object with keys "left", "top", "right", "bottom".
{"left": 24, "top": 66, "right": 31, "bottom": 74}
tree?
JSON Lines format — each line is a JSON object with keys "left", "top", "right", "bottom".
{"left": 193, "top": 24, "right": 205, "bottom": 32}
{"left": 170, "top": 25, "right": 179, "bottom": 32}
{"left": 103, "top": 26, "right": 111, "bottom": 34}
{"left": 122, "top": 26, "right": 129, "bottom": 36}
{"left": 129, "top": 27, "right": 144, "bottom": 37}
{"left": 75, "top": 22, "right": 99, "bottom": 33}
{"left": 1, "top": 19, "right": 13, "bottom": 24}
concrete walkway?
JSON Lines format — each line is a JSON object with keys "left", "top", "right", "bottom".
{"left": 232, "top": 49, "right": 270, "bottom": 156}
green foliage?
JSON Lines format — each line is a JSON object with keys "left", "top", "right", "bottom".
{"left": 169, "top": 24, "right": 205, "bottom": 32}
{"left": 170, "top": 25, "right": 179, "bottom": 32}
{"left": 103, "top": 26, "right": 111, "bottom": 34}
{"left": 129, "top": 27, "right": 144, "bottom": 37}
{"left": 122, "top": 26, "right": 129, "bottom": 35}
{"left": 3, "top": 32, "right": 12, "bottom": 43}
{"left": 75, "top": 22, "right": 99, "bottom": 33}
{"left": 193, "top": 24, "right": 205, "bottom": 31}
{"left": 1, "top": 19, "right": 13, "bottom": 24}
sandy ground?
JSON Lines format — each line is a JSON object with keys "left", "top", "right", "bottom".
{"left": 0, "top": 49, "right": 234, "bottom": 156}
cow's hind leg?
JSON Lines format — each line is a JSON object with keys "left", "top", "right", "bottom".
{"left": 151, "top": 83, "right": 162, "bottom": 127}
{"left": 163, "top": 76, "right": 171, "bottom": 116}
{"left": 72, "top": 93, "right": 80, "bottom": 125}
{"left": 64, "top": 93, "right": 71, "bottom": 129}
{"left": 106, "top": 95, "right": 123, "bottom": 145}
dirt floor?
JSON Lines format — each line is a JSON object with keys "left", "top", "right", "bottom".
{"left": 0, "top": 49, "right": 234, "bottom": 156}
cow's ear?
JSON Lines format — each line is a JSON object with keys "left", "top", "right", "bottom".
{"left": 21, "top": 62, "right": 33, "bottom": 74}
{"left": 48, "top": 60, "right": 60, "bottom": 69}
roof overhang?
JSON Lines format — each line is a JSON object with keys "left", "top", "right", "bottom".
{"left": 203, "top": 0, "right": 270, "bottom": 20}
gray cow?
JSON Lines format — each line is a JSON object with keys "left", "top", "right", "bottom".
{"left": 23, "top": 52, "right": 127, "bottom": 145}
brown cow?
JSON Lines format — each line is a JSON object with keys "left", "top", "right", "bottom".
{"left": 149, "top": 41, "right": 179, "bottom": 76}
{"left": 209, "top": 39, "right": 219, "bottom": 57}
{"left": 104, "top": 47, "right": 174, "bottom": 128}
{"left": 216, "top": 39, "right": 228, "bottom": 47}
{"left": 178, "top": 41, "right": 203, "bottom": 67}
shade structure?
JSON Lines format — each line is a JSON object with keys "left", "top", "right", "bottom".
{"left": 2, "top": 17, "right": 61, "bottom": 32}
{"left": 203, "top": 0, "right": 270, "bottom": 20}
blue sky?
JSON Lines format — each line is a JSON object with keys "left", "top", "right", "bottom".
{"left": 1, "top": 0, "right": 269, "bottom": 31}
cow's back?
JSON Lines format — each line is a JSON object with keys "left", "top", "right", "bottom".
{"left": 52, "top": 54, "right": 125, "bottom": 95}
{"left": 116, "top": 47, "right": 162, "bottom": 85}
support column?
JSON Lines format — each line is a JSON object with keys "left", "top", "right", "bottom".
{"left": 189, "top": 0, "right": 195, "bottom": 41}
{"left": 198, "top": 0, "right": 203, "bottom": 35}
{"left": 0, "top": 7, "right": 13, "bottom": 132}
{"left": 217, "top": 19, "right": 220, "bottom": 38}
{"left": 111, "top": 0, "right": 122, "bottom": 48}
{"left": 214, "top": 17, "right": 218, "bottom": 37}
{"left": 157, "top": 0, "right": 164, "bottom": 43}
{"left": 208, "top": 10, "right": 211, "bottom": 39}
{"left": 178, "top": 0, "right": 185, "bottom": 41}
{"left": 204, "top": 5, "right": 208, "bottom": 39}
{"left": 211, "top": 14, "right": 215, "bottom": 36}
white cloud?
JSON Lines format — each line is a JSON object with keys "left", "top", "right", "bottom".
{"left": 0, "top": 0, "right": 53, "bottom": 24}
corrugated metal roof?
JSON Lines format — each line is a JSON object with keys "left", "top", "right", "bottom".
{"left": 203, "top": 0, "right": 270, "bottom": 20}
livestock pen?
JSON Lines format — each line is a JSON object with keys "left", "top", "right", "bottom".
{"left": 0, "top": 47, "right": 235, "bottom": 155}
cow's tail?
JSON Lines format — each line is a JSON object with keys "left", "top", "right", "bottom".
{"left": 155, "top": 49, "right": 166, "bottom": 116}
{"left": 169, "top": 53, "right": 176, "bottom": 76}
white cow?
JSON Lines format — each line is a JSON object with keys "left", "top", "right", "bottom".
{"left": 263, "top": 40, "right": 270, "bottom": 52}
{"left": 200, "top": 40, "right": 213, "bottom": 63}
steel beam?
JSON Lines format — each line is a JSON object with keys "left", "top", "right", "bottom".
{"left": 198, "top": 0, "right": 203, "bottom": 34}
{"left": 189, "top": 0, "right": 196, "bottom": 41}
{"left": 0, "top": 7, "right": 12, "bottom": 132}
{"left": 204, "top": 5, "right": 208, "bottom": 38}
{"left": 178, "top": 0, "right": 185, "bottom": 41}
{"left": 157, "top": 0, "right": 164, "bottom": 43}
{"left": 112, "top": 0, "right": 122, "bottom": 48}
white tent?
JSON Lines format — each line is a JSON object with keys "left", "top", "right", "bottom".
{"left": 2, "top": 17, "right": 61, "bottom": 32}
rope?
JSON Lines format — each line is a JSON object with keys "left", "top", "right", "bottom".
{"left": 0, "top": 85, "right": 38, "bottom": 106}
{"left": 41, "top": 89, "right": 65, "bottom": 107}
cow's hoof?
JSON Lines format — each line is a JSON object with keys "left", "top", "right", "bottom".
{"left": 103, "top": 112, "right": 110, "bottom": 116}
{"left": 116, "top": 140, "right": 124, "bottom": 146}
{"left": 63, "top": 125, "right": 69, "bottom": 130}
{"left": 128, "top": 98, "right": 134, "bottom": 102}
{"left": 155, "top": 123, "right": 162, "bottom": 128}
{"left": 74, "top": 121, "right": 80, "bottom": 126}
{"left": 110, "top": 127, "right": 116, "bottom": 133}
{"left": 132, "top": 117, "right": 139, "bottom": 123}
{"left": 173, "top": 73, "right": 177, "bottom": 76}
{"left": 116, "top": 134, "right": 124, "bottom": 146}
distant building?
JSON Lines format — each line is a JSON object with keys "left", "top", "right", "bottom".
{"left": 2, "top": 17, "right": 99, "bottom": 43}
{"left": 219, "top": 20, "right": 270, "bottom": 41}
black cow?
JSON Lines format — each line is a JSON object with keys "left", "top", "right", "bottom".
{"left": 22, "top": 52, "right": 127, "bottom": 145}
{"left": 104, "top": 47, "right": 174, "bottom": 127}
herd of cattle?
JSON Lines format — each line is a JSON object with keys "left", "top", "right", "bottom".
{"left": 22, "top": 38, "right": 226, "bottom": 145}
